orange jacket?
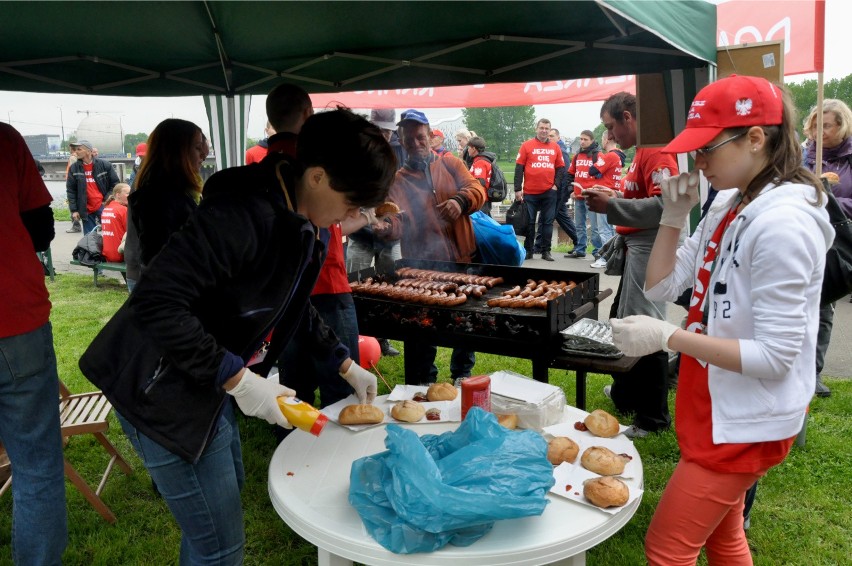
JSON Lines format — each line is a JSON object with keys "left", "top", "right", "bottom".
{"left": 386, "top": 154, "right": 485, "bottom": 263}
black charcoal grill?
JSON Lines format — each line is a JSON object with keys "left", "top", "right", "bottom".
{"left": 350, "top": 259, "right": 611, "bottom": 380}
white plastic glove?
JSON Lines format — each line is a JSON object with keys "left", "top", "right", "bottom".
{"left": 361, "top": 208, "right": 379, "bottom": 226}
{"left": 226, "top": 369, "right": 297, "bottom": 428}
{"left": 339, "top": 361, "right": 377, "bottom": 404}
{"left": 659, "top": 170, "right": 700, "bottom": 229}
{"left": 610, "top": 315, "right": 679, "bottom": 357}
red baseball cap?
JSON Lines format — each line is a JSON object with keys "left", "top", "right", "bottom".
{"left": 431, "top": 129, "right": 444, "bottom": 139}
{"left": 662, "top": 75, "right": 783, "bottom": 154}
{"left": 136, "top": 142, "right": 147, "bottom": 157}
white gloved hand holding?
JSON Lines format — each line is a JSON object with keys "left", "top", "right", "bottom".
{"left": 226, "top": 369, "right": 296, "bottom": 428}
{"left": 611, "top": 315, "right": 679, "bottom": 357}
{"left": 659, "top": 170, "right": 700, "bottom": 229}
{"left": 361, "top": 208, "right": 379, "bottom": 226}
{"left": 339, "top": 360, "right": 377, "bottom": 404}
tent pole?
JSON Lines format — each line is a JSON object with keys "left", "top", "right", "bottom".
{"left": 815, "top": 72, "right": 824, "bottom": 178}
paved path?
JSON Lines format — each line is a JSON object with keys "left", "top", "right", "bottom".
{"left": 48, "top": 221, "right": 851, "bottom": 379}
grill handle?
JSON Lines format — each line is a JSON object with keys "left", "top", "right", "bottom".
{"left": 568, "top": 288, "right": 614, "bottom": 321}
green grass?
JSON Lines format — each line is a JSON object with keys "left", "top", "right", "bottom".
{"left": 1, "top": 273, "right": 849, "bottom": 565}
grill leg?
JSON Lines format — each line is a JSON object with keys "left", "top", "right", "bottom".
{"left": 532, "top": 358, "right": 548, "bottom": 383}
{"left": 575, "top": 370, "right": 587, "bottom": 411}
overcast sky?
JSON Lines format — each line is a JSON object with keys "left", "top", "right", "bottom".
{"left": 2, "top": 0, "right": 849, "bottom": 144}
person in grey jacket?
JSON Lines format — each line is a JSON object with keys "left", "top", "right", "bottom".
{"left": 66, "top": 139, "right": 119, "bottom": 234}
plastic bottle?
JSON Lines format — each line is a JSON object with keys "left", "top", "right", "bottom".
{"left": 461, "top": 375, "right": 491, "bottom": 420}
{"left": 276, "top": 396, "right": 328, "bottom": 436}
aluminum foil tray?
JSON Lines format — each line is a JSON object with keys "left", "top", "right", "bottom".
{"left": 560, "top": 318, "right": 623, "bottom": 358}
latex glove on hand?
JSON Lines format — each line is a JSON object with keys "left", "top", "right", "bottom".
{"left": 339, "top": 360, "right": 377, "bottom": 404}
{"left": 659, "top": 170, "right": 700, "bottom": 229}
{"left": 611, "top": 315, "right": 679, "bottom": 357}
{"left": 226, "top": 369, "right": 297, "bottom": 428}
{"left": 361, "top": 208, "right": 379, "bottom": 226}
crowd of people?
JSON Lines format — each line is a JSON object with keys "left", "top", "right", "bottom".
{"left": 2, "top": 75, "right": 846, "bottom": 565}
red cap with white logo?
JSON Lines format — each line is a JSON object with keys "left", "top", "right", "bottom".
{"left": 662, "top": 75, "right": 783, "bottom": 154}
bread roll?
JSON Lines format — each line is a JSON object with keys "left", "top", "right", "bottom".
{"left": 497, "top": 413, "right": 518, "bottom": 430}
{"left": 821, "top": 171, "right": 840, "bottom": 185}
{"left": 583, "top": 476, "right": 629, "bottom": 508}
{"left": 584, "top": 409, "right": 620, "bottom": 438}
{"left": 547, "top": 437, "right": 579, "bottom": 465}
{"left": 391, "top": 400, "right": 425, "bottom": 422}
{"left": 338, "top": 404, "right": 384, "bottom": 425}
{"left": 375, "top": 202, "right": 401, "bottom": 217}
{"left": 426, "top": 382, "right": 457, "bottom": 401}
{"left": 580, "top": 446, "right": 628, "bottom": 476}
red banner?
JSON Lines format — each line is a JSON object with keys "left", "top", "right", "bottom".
{"left": 312, "top": 0, "right": 825, "bottom": 109}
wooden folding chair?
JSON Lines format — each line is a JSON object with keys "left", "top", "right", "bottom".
{"left": 57, "top": 381, "right": 132, "bottom": 523}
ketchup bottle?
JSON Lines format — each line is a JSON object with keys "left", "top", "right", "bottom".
{"left": 276, "top": 396, "right": 328, "bottom": 436}
{"left": 461, "top": 375, "right": 491, "bottom": 420}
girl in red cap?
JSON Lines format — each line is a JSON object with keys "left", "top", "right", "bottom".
{"left": 610, "top": 75, "right": 834, "bottom": 565}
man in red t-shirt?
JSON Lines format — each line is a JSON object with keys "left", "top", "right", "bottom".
{"left": 584, "top": 92, "right": 679, "bottom": 439}
{"left": 66, "top": 139, "right": 119, "bottom": 234}
{"left": 101, "top": 183, "right": 131, "bottom": 263}
{"left": 0, "top": 123, "right": 67, "bottom": 563}
{"left": 467, "top": 136, "right": 493, "bottom": 216}
{"left": 245, "top": 121, "right": 274, "bottom": 164}
{"left": 514, "top": 118, "right": 566, "bottom": 261}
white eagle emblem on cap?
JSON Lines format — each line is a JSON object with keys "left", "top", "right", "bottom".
{"left": 735, "top": 98, "right": 753, "bottom": 116}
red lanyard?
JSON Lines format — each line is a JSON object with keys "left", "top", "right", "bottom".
{"left": 685, "top": 205, "right": 739, "bottom": 335}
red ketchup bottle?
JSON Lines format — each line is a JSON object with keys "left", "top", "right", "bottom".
{"left": 461, "top": 375, "right": 491, "bottom": 420}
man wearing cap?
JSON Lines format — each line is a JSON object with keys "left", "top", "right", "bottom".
{"left": 347, "top": 108, "right": 406, "bottom": 357}
{"left": 377, "top": 109, "right": 486, "bottom": 384}
{"left": 430, "top": 129, "right": 452, "bottom": 157}
{"left": 129, "top": 142, "right": 146, "bottom": 188}
{"left": 514, "top": 118, "right": 567, "bottom": 261}
{"left": 583, "top": 91, "right": 679, "bottom": 439}
{"left": 66, "top": 139, "right": 120, "bottom": 234}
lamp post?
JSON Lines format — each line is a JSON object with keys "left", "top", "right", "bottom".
{"left": 58, "top": 107, "right": 66, "bottom": 150}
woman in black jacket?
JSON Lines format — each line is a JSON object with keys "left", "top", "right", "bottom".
{"left": 124, "top": 118, "right": 207, "bottom": 290}
{"left": 81, "top": 109, "right": 396, "bottom": 565}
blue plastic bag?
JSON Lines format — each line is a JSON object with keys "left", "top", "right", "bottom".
{"left": 471, "top": 210, "right": 525, "bottom": 266}
{"left": 348, "top": 408, "right": 554, "bottom": 554}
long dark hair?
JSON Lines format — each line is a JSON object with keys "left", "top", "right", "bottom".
{"left": 135, "top": 118, "right": 202, "bottom": 196}
{"left": 739, "top": 85, "right": 822, "bottom": 205}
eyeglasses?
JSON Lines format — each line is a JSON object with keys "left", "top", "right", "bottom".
{"left": 690, "top": 131, "right": 747, "bottom": 158}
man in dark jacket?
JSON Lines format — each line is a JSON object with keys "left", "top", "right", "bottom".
{"left": 66, "top": 139, "right": 120, "bottom": 233}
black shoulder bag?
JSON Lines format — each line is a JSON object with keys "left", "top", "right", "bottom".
{"left": 821, "top": 173, "right": 852, "bottom": 305}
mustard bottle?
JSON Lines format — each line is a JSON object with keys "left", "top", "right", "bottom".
{"left": 276, "top": 396, "right": 328, "bottom": 436}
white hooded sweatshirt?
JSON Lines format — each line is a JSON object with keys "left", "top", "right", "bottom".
{"left": 646, "top": 183, "right": 834, "bottom": 444}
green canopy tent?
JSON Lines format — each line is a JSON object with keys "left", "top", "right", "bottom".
{"left": 1, "top": 0, "right": 717, "bottom": 167}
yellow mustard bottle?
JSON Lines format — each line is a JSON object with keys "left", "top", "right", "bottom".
{"left": 276, "top": 396, "right": 328, "bottom": 436}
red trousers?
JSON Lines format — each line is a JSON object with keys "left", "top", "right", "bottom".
{"left": 645, "top": 459, "right": 763, "bottom": 566}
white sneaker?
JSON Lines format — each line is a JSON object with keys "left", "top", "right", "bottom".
{"left": 591, "top": 257, "right": 607, "bottom": 268}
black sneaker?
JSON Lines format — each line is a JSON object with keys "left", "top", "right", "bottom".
{"left": 815, "top": 376, "right": 831, "bottom": 398}
{"left": 564, "top": 250, "right": 586, "bottom": 258}
{"left": 379, "top": 339, "right": 400, "bottom": 357}
{"left": 541, "top": 251, "right": 555, "bottom": 261}
{"left": 66, "top": 225, "right": 82, "bottom": 233}
{"left": 525, "top": 251, "right": 533, "bottom": 260}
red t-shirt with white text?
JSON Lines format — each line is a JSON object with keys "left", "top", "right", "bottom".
{"left": 516, "top": 138, "right": 564, "bottom": 195}
{"left": 469, "top": 156, "right": 492, "bottom": 190}
{"left": 616, "top": 147, "right": 678, "bottom": 235}
{"left": 101, "top": 202, "right": 128, "bottom": 262}
{"left": 83, "top": 162, "right": 104, "bottom": 213}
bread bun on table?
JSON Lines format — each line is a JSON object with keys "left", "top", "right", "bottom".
{"left": 583, "top": 476, "right": 629, "bottom": 508}
{"left": 497, "top": 413, "right": 519, "bottom": 430}
{"left": 338, "top": 404, "right": 384, "bottom": 425}
{"left": 584, "top": 409, "right": 620, "bottom": 438}
{"left": 580, "top": 446, "right": 629, "bottom": 476}
{"left": 547, "top": 437, "right": 579, "bottom": 465}
{"left": 426, "top": 382, "right": 457, "bottom": 401}
{"left": 375, "top": 202, "right": 401, "bottom": 217}
{"left": 391, "top": 400, "right": 426, "bottom": 422}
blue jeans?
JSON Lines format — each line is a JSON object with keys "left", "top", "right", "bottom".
{"left": 116, "top": 404, "right": 245, "bottom": 565}
{"left": 403, "top": 342, "right": 475, "bottom": 385}
{"left": 573, "top": 198, "right": 590, "bottom": 254}
{"left": 0, "top": 323, "right": 67, "bottom": 566}
{"left": 82, "top": 205, "right": 104, "bottom": 235}
{"left": 279, "top": 293, "right": 358, "bottom": 407}
{"left": 524, "top": 190, "right": 557, "bottom": 254}
{"left": 588, "top": 210, "right": 614, "bottom": 257}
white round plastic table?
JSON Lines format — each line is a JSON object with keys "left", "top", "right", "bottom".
{"left": 268, "top": 419, "right": 642, "bottom": 566}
